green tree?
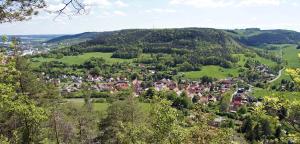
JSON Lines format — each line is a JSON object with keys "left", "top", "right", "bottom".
{"left": 98, "top": 96, "right": 149, "bottom": 143}
{"left": 149, "top": 98, "right": 187, "bottom": 143}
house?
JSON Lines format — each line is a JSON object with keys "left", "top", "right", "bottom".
{"left": 210, "top": 116, "right": 226, "bottom": 127}
{"left": 232, "top": 96, "right": 242, "bottom": 107}
{"left": 97, "top": 83, "right": 114, "bottom": 92}
{"left": 115, "top": 81, "right": 129, "bottom": 90}
{"left": 199, "top": 96, "right": 209, "bottom": 104}
{"left": 132, "top": 79, "right": 143, "bottom": 96}
{"left": 166, "top": 81, "right": 177, "bottom": 90}
{"left": 154, "top": 82, "right": 166, "bottom": 91}
{"left": 208, "top": 95, "right": 217, "bottom": 102}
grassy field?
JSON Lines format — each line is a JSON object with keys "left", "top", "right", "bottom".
{"left": 270, "top": 45, "right": 299, "bottom": 85}
{"left": 252, "top": 88, "right": 300, "bottom": 101}
{"left": 183, "top": 54, "right": 278, "bottom": 80}
{"left": 68, "top": 101, "right": 151, "bottom": 114}
{"left": 183, "top": 65, "right": 240, "bottom": 79}
{"left": 32, "top": 52, "right": 133, "bottom": 66}
{"left": 234, "top": 54, "right": 278, "bottom": 68}
{"left": 282, "top": 45, "right": 300, "bottom": 68}
{"left": 251, "top": 45, "right": 300, "bottom": 101}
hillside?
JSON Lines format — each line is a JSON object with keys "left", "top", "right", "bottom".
{"left": 46, "top": 32, "right": 103, "bottom": 44}
{"left": 226, "top": 28, "right": 300, "bottom": 46}
{"left": 48, "top": 28, "right": 300, "bottom": 48}
{"left": 49, "top": 28, "right": 246, "bottom": 54}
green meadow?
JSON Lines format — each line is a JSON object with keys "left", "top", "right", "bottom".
{"left": 282, "top": 45, "right": 300, "bottom": 68}
{"left": 67, "top": 101, "right": 151, "bottom": 114}
{"left": 184, "top": 53, "right": 278, "bottom": 80}
{"left": 31, "top": 52, "right": 133, "bottom": 67}
{"left": 252, "top": 88, "right": 300, "bottom": 101}
{"left": 270, "top": 45, "right": 300, "bottom": 85}
{"left": 183, "top": 65, "right": 240, "bottom": 80}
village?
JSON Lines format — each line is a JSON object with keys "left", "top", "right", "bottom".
{"left": 49, "top": 72, "right": 262, "bottom": 110}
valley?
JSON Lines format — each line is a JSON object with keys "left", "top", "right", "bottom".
{"left": 2, "top": 28, "right": 300, "bottom": 143}
{"left": 1, "top": 1, "right": 300, "bottom": 143}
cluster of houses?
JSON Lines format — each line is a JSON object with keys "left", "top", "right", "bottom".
{"left": 255, "top": 64, "right": 276, "bottom": 80}
{"left": 50, "top": 73, "right": 238, "bottom": 105}
{"left": 57, "top": 75, "right": 130, "bottom": 93}
{"left": 229, "top": 87, "right": 263, "bottom": 112}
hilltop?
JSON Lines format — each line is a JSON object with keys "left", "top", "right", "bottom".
{"left": 226, "top": 28, "right": 300, "bottom": 46}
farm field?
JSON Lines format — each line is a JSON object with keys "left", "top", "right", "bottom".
{"left": 31, "top": 52, "right": 133, "bottom": 67}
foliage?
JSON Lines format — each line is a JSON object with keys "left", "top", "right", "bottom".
{"left": 0, "top": 0, "right": 46, "bottom": 23}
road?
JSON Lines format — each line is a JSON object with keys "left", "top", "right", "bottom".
{"left": 268, "top": 68, "right": 284, "bottom": 83}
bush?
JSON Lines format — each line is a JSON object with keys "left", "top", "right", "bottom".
{"left": 93, "top": 98, "right": 107, "bottom": 103}
{"left": 91, "top": 92, "right": 111, "bottom": 98}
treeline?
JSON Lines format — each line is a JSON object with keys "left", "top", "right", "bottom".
{"left": 255, "top": 49, "right": 282, "bottom": 63}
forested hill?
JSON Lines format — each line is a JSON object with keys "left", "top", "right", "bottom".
{"left": 47, "top": 28, "right": 300, "bottom": 47}
{"left": 46, "top": 32, "right": 103, "bottom": 44}
{"left": 226, "top": 28, "right": 300, "bottom": 46}
{"left": 45, "top": 28, "right": 248, "bottom": 69}
{"left": 48, "top": 28, "right": 245, "bottom": 53}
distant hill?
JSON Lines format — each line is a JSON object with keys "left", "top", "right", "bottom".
{"left": 48, "top": 28, "right": 300, "bottom": 48}
{"left": 88, "top": 28, "right": 243, "bottom": 50}
{"left": 2, "top": 35, "right": 63, "bottom": 43}
{"left": 46, "top": 32, "right": 103, "bottom": 44}
{"left": 49, "top": 28, "right": 245, "bottom": 52}
{"left": 226, "top": 28, "right": 300, "bottom": 46}
{"left": 43, "top": 28, "right": 288, "bottom": 69}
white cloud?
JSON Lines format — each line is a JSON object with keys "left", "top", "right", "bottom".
{"left": 95, "top": 10, "right": 127, "bottom": 17}
{"left": 114, "top": 0, "right": 129, "bottom": 8}
{"left": 113, "top": 10, "right": 127, "bottom": 16}
{"left": 169, "top": 0, "right": 287, "bottom": 8}
{"left": 145, "top": 8, "right": 176, "bottom": 13}
{"left": 83, "top": 0, "right": 111, "bottom": 7}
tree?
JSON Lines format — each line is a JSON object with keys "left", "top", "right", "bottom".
{"left": 261, "top": 119, "right": 272, "bottom": 138}
{"left": 241, "top": 117, "right": 253, "bottom": 133}
{"left": 172, "top": 94, "right": 192, "bottom": 110}
{"left": 185, "top": 105, "right": 234, "bottom": 144}
{"left": 0, "top": 0, "right": 46, "bottom": 23}
{"left": 149, "top": 98, "right": 187, "bottom": 143}
{"left": 97, "top": 96, "right": 149, "bottom": 143}
{"left": 0, "top": 0, "right": 87, "bottom": 23}
{"left": 142, "top": 87, "right": 156, "bottom": 100}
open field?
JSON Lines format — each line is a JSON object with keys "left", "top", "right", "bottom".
{"left": 67, "top": 100, "right": 151, "bottom": 113}
{"left": 183, "top": 65, "right": 240, "bottom": 79}
{"left": 183, "top": 54, "right": 278, "bottom": 80}
{"left": 282, "top": 45, "right": 300, "bottom": 68}
{"left": 270, "top": 45, "right": 299, "bottom": 85}
{"left": 31, "top": 52, "right": 133, "bottom": 66}
{"left": 252, "top": 88, "right": 300, "bottom": 101}
{"left": 234, "top": 54, "right": 278, "bottom": 68}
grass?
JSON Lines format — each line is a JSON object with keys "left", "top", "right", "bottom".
{"left": 67, "top": 100, "right": 151, "bottom": 113}
{"left": 183, "top": 65, "right": 240, "bottom": 80}
{"left": 234, "top": 54, "right": 278, "bottom": 68}
{"left": 282, "top": 45, "right": 300, "bottom": 68}
{"left": 31, "top": 52, "right": 133, "bottom": 67}
{"left": 183, "top": 53, "right": 279, "bottom": 80}
{"left": 270, "top": 45, "right": 300, "bottom": 85}
{"left": 252, "top": 88, "right": 300, "bottom": 101}
{"left": 251, "top": 45, "right": 300, "bottom": 101}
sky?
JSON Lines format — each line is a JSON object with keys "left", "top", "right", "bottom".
{"left": 0, "top": 0, "right": 299, "bottom": 35}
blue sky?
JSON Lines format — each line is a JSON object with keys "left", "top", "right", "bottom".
{"left": 0, "top": 0, "right": 299, "bottom": 35}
